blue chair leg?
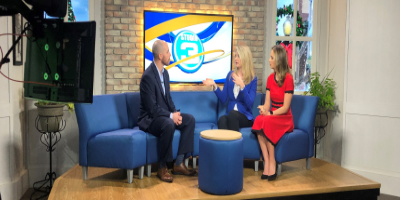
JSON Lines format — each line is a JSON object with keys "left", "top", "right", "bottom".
{"left": 82, "top": 166, "right": 88, "bottom": 180}
{"left": 306, "top": 157, "right": 311, "bottom": 170}
{"left": 254, "top": 161, "right": 259, "bottom": 171}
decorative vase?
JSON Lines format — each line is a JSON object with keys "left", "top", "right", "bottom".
{"left": 35, "top": 103, "right": 65, "bottom": 133}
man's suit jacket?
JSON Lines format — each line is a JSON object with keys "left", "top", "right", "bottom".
{"left": 138, "top": 62, "right": 177, "bottom": 132}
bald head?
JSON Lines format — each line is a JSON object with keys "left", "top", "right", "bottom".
{"left": 152, "top": 40, "right": 171, "bottom": 67}
{"left": 152, "top": 40, "right": 166, "bottom": 61}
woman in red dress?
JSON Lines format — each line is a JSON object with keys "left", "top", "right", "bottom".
{"left": 252, "top": 45, "right": 294, "bottom": 181}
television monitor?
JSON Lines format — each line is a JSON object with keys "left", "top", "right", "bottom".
{"left": 143, "top": 11, "right": 233, "bottom": 83}
{"left": 24, "top": 20, "right": 96, "bottom": 103}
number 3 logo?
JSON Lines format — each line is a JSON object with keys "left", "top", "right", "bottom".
{"left": 180, "top": 43, "right": 199, "bottom": 64}
{"left": 172, "top": 30, "right": 204, "bottom": 73}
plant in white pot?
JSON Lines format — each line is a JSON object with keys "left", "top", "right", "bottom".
{"left": 35, "top": 101, "right": 74, "bottom": 132}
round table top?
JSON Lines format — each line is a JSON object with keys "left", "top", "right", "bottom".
{"left": 200, "top": 129, "right": 242, "bottom": 141}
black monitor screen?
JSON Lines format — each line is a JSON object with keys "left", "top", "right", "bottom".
{"left": 24, "top": 20, "right": 96, "bottom": 103}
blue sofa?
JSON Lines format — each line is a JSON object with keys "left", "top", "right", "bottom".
{"left": 76, "top": 91, "right": 318, "bottom": 182}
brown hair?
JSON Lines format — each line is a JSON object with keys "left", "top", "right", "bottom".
{"left": 271, "top": 45, "right": 291, "bottom": 87}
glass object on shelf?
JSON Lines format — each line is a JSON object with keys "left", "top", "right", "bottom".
{"left": 294, "top": 41, "right": 312, "bottom": 91}
{"left": 276, "top": 0, "right": 294, "bottom": 37}
{"left": 296, "top": 0, "right": 313, "bottom": 37}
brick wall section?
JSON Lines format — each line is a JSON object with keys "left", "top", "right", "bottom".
{"left": 105, "top": 0, "right": 266, "bottom": 94}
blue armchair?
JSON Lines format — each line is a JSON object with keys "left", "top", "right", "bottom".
{"left": 275, "top": 95, "right": 319, "bottom": 175}
{"left": 75, "top": 93, "right": 147, "bottom": 183}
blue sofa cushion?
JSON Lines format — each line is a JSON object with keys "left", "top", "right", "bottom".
{"left": 125, "top": 92, "right": 141, "bottom": 128}
{"left": 87, "top": 128, "right": 146, "bottom": 169}
{"left": 275, "top": 129, "right": 309, "bottom": 163}
{"left": 290, "top": 95, "right": 319, "bottom": 158}
{"left": 76, "top": 93, "right": 129, "bottom": 166}
{"left": 171, "top": 92, "right": 218, "bottom": 124}
{"left": 240, "top": 127, "right": 261, "bottom": 160}
{"left": 251, "top": 93, "right": 263, "bottom": 119}
{"left": 192, "top": 123, "right": 217, "bottom": 157}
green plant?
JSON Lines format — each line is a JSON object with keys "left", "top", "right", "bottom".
{"left": 303, "top": 71, "right": 336, "bottom": 110}
{"left": 37, "top": 100, "right": 75, "bottom": 114}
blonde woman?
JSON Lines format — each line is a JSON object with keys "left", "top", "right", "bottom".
{"left": 203, "top": 44, "right": 257, "bottom": 131}
{"left": 252, "top": 45, "right": 294, "bottom": 181}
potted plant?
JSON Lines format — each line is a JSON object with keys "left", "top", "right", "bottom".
{"left": 35, "top": 101, "right": 74, "bottom": 132}
{"left": 303, "top": 71, "right": 336, "bottom": 113}
{"left": 303, "top": 70, "right": 336, "bottom": 129}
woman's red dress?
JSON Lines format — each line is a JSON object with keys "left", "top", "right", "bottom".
{"left": 252, "top": 72, "right": 294, "bottom": 145}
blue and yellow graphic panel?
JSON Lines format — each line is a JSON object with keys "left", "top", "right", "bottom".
{"left": 144, "top": 11, "right": 233, "bottom": 83}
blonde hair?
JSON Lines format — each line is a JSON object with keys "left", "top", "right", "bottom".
{"left": 271, "top": 45, "right": 291, "bottom": 87}
{"left": 232, "top": 44, "right": 255, "bottom": 85}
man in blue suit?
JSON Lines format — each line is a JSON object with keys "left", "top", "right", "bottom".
{"left": 138, "top": 40, "right": 197, "bottom": 182}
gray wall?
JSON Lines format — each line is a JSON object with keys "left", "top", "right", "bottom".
{"left": 0, "top": 16, "right": 29, "bottom": 200}
{"left": 317, "top": 0, "right": 347, "bottom": 165}
{"left": 341, "top": 0, "right": 400, "bottom": 196}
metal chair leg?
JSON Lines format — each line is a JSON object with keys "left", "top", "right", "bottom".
{"left": 254, "top": 160, "right": 259, "bottom": 171}
{"left": 193, "top": 157, "right": 197, "bottom": 169}
{"left": 306, "top": 157, "right": 311, "bottom": 170}
{"left": 127, "top": 169, "right": 133, "bottom": 183}
{"left": 82, "top": 166, "right": 88, "bottom": 180}
{"left": 138, "top": 166, "right": 144, "bottom": 180}
{"left": 277, "top": 163, "right": 282, "bottom": 176}
{"left": 146, "top": 164, "right": 151, "bottom": 177}
{"left": 185, "top": 158, "right": 189, "bottom": 168}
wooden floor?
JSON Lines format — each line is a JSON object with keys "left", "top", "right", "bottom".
{"left": 48, "top": 158, "right": 380, "bottom": 200}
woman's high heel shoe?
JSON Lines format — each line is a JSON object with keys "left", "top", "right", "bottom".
{"left": 268, "top": 163, "right": 278, "bottom": 181}
{"left": 261, "top": 174, "right": 269, "bottom": 180}
{"left": 261, "top": 160, "right": 269, "bottom": 179}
